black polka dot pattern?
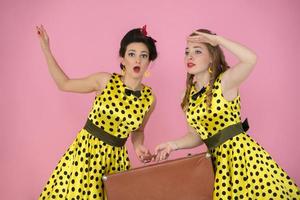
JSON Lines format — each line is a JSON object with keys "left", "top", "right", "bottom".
{"left": 186, "top": 73, "right": 300, "bottom": 199}
{"left": 39, "top": 73, "right": 154, "bottom": 199}
{"left": 88, "top": 73, "right": 153, "bottom": 139}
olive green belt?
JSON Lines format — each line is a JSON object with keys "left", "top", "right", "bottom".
{"left": 84, "top": 119, "right": 127, "bottom": 147}
{"left": 203, "top": 119, "right": 249, "bottom": 150}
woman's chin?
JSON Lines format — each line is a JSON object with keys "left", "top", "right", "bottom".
{"left": 129, "top": 71, "right": 144, "bottom": 79}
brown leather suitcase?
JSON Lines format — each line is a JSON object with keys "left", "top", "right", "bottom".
{"left": 102, "top": 152, "right": 214, "bottom": 200}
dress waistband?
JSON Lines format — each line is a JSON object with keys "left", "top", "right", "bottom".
{"left": 84, "top": 119, "right": 127, "bottom": 147}
{"left": 203, "top": 119, "right": 249, "bottom": 150}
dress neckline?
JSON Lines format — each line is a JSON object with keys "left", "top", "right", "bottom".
{"left": 114, "top": 73, "right": 145, "bottom": 92}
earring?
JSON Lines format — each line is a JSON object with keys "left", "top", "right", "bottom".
{"left": 121, "top": 68, "right": 126, "bottom": 76}
{"left": 144, "top": 70, "right": 150, "bottom": 77}
{"left": 208, "top": 66, "right": 213, "bottom": 74}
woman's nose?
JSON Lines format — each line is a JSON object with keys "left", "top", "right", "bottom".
{"left": 188, "top": 54, "right": 193, "bottom": 60}
{"left": 136, "top": 57, "right": 141, "bottom": 63}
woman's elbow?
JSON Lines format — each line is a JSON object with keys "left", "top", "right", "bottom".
{"left": 248, "top": 52, "right": 257, "bottom": 66}
{"left": 57, "top": 80, "right": 69, "bottom": 91}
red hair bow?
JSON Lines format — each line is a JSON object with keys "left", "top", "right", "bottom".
{"left": 141, "top": 25, "right": 157, "bottom": 43}
{"left": 141, "top": 25, "right": 148, "bottom": 36}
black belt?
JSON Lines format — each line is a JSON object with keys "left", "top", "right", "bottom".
{"left": 203, "top": 119, "right": 249, "bottom": 150}
{"left": 84, "top": 119, "right": 127, "bottom": 147}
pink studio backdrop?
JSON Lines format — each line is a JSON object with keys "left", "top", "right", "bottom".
{"left": 1, "top": 0, "right": 299, "bottom": 199}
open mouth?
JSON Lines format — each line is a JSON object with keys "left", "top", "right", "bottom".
{"left": 133, "top": 66, "right": 141, "bottom": 73}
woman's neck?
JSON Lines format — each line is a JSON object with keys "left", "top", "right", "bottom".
{"left": 193, "top": 71, "right": 210, "bottom": 91}
{"left": 122, "top": 74, "right": 143, "bottom": 91}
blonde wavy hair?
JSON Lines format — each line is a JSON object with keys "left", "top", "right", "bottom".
{"left": 181, "top": 29, "right": 230, "bottom": 111}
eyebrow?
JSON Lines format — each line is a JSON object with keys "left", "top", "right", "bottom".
{"left": 193, "top": 46, "right": 203, "bottom": 49}
{"left": 185, "top": 46, "right": 203, "bottom": 50}
{"left": 128, "top": 49, "right": 149, "bottom": 54}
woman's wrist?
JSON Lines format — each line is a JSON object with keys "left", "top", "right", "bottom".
{"left": 133, "top": 142, "right": 143, "bottom": 150}
{"left": 168, "top": 141, "right": 179, "bottom": 151}
{"left": 215, "top": 35, "right": 224, "bottom": 46}
{"left": 43, "top": 47, "right": 52, "bottom": 55}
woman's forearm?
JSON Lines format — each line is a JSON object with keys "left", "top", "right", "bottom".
{"left": 131, "top": 130, "right": 145, "bottom": 149}
{"left": 216, "top": 35, "right": 257, "bottom": 65}
{"left": 170, "top": 132, "right": 203, "bottom": 151}
{"left": 42, "top": 48, "right": 69, "bottom": 90}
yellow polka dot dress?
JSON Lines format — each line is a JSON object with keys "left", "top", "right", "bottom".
{"left": 186, "top": 74, "right": 300, "bottom": 199}
{"left": 39, "top": 73, "right": 154, "bottom": 200}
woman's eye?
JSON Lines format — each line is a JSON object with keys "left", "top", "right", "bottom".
{"left": 128, "top": 52, "right": 135, "bottom": 57}
{"left": 195, "top": 50, "right": 202, "bottom": 54}
{"left": 141, "top": 54, "right": 149, "bottom": 59}
{"left": 185, "top": 51, "right": 189, "bottom": 55}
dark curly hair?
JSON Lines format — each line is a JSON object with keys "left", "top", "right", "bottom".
{"left": 119, "top": 28, "right": 157, "bottom": 69}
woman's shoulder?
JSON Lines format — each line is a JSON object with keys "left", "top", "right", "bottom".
{"left": 93, "top": 72, "right": 112, "bottom": 80}
{"left": 142, "top": 83, "right": 154, "bottom": 94}
{"left": 93, "top": 72, "right": 114, "bottom": 93}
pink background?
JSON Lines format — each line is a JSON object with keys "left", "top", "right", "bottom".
{"left": 1, "top": 0, "right": 299, "bottom": 199}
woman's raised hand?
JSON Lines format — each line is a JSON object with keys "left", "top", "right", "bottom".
{"left": 36, "top": 24, "right": 50, "bottom": 51}
{"left": 187, "top": 31, "right": 219, "bottom": 46}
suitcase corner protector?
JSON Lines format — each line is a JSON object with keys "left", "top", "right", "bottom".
{"left": 102, "top": 175, "right": 108, "bottom": 181}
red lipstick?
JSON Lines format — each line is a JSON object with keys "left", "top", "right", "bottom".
{"left": 187, "top": 62, "right": 195, "bottom": 68}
